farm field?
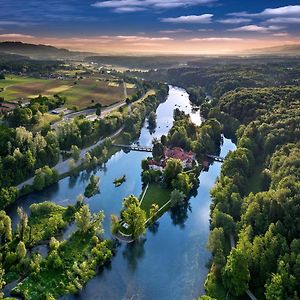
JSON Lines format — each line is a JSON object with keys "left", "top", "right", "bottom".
{"left": 0, "top": 75, "right": 136, "bottom": 109}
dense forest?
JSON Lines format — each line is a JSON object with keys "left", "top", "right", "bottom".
{"left": 134, "top": 56, "right": 300, "bottom": 299}
{"left": 1, "top": 53, "right": 299, "bottom": 299}
{"left": 204, "top": 84, "right": 300, "bottom": 299}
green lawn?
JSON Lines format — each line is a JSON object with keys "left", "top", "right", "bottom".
{"left": 0, "top": 75, "right": 51, "bottom": 101}
{"left": 140, "top": 183, "right": 171, "bottom": 218}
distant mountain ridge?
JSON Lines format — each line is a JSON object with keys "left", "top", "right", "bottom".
{"left": 248, "top": 44, "right": 300, "bottom": 55}
{"left": 0, "top": 41, "right": 94, "bottom": 60}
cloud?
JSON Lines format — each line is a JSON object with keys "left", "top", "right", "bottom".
{"left": 116, "top": 35, "right": 173, "bottom": 41}
{"left": 113, "top": 6, "right": 146, "bottom": 12}
{"left": 189, "top": 37, "right": 243, "bottom": 42}
{"left": 230, "top": 5, "right": 300, "bottom": 18}
{"left": 198, "top": 28, "right": 213, "bottom": 32}
{"left": 0, "top": 33, "right": 35, "bottom": 39}
{"left": 161, "top": 14, "right": 213, "bottom": 24}
{"left": 92, "top": 0, "right": 217, "bottom": 13}
{"left": 228, "top": 25, "right": 284, "bottom": 33}
{"left": 160, "top": 29, "right": 192, "bottom": 34}
{"left": 265, "top": 17, "right": 300, "bottom": 24}
{"left": 218, "top": 18, "right": 251, "bottom": 24}
{"left": 0, "top": 21, "right": 35, "bottom": 27}
{"left": 272, "top": 32, "right": 289, "bottom": 37}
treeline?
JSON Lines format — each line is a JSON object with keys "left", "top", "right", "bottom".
{"left": 123, "top": 83, "right": 169, "bottom": 141}
{"left": 0, "top": 126, "right": 60, "bottom": 208}
{"left": 204, "top": 85, "right": 300, "bottom": 299}
{"left": 132, "top": 57, "right": 300, "bottom": 99}
{"left": 6, "top": 94, "right": 66, "bottom": 127}
{"left": 0, "top": 52, "right": 61, "bottom": 74}
{"left": 0, "top": 81, "right": 169, "bottom": 209}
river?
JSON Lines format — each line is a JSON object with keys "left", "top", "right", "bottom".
{"left": 6, "top": 86, "right": 236, "bottom": 300}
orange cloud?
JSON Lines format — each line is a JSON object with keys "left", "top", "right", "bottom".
{"left": 0, "top": 33, "right": 299, "bottom": 55}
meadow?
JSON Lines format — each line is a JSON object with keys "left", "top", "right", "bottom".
{"left": 0, "top": 75, "right": 136, "bottom": 109}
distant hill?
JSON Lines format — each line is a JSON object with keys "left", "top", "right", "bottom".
{"left": 0, "top": 41, "right": 94, "bottom": 60}
{"left": 247, "top": 44, "right": 300, "bottom": 56}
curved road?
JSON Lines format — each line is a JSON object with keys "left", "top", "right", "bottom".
{"left": 16, "top": 127, "right": 124, "bottom": 191}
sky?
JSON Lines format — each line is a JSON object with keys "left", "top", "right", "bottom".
{"left": 0, "top": 0, "right": 300, "bottom": 54}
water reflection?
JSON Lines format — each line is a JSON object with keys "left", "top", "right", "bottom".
{"left": 122, "top": 238, "right": 146, "bottom": 272}
{"left": 7, "top": 86, "right": 236, "bottom": 300}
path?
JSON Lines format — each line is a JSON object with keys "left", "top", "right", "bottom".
{"left": 123, "top": 80, "right": 128, "bottom": 99}
{"left": 16, "top": 127, "right": 124, "bottom": 191}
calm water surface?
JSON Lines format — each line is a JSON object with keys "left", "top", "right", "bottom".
{"left": 7, "top": 86, "right": 236, "bottom": 300}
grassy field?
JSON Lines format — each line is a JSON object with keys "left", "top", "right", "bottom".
{"left": 59, "top": 78, "right": 136, "bottom": 108}
{"left": 0, "top": 75, "right": 136, "bottom": 109}
{"left": 140, "top": 183, "right": 171, "bottom": 218}
{"left": 0, "top": 75, "right": 51, "bottom": 101}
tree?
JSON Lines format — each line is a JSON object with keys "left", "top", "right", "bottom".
{"left": 207, "top": 227, "right": 225, "bottom": 255}
{"left": 0, "top": 187, "right": 18, "bottom": 209}
{"left": 17, "top": 207, "right": 28, "bottom": 242}
{"left": 160, "top": 134, "right": 167, "bottom": 145}
{"left": 0, "top": 73, "right": 5, "bottom": 80}
{"left": 84, "top": 175, "right": 100, "bottom": 198}
{"left": 163, "top": 158, "right": 183, "bottom": 185}
{"left": 122, "top": 195, "right": 140, "bottom": 209}
{"left": 0, "top": 264, "right": 5, "bottom": 299}
{"left": 171, "top": 172, "right": 192, "bottom": 196}
{"left": 121, "top": 195, "right": 146, "bottom": 239}
{"left": 222, "top": 248, "right": 250, "bottom": 296}
{"left": 149, "top": 203, "right": 159, "bottom": 223}
{"left": 71, "top": 145, "right": 80, "bottom": 161}
{"left": 75, "top": 205, "right": 91, "bottom": 233}
{"left": 96, "top": 104, "right": 102, "bottom": 116}
{"left": 265, "top": 273, "right": 283, "bottom": 300}
{"left": 83, "top": 152, "right": 92, "bottom": 167}
{"left": 152, "top": 140, "right": 164, "bottom": 159}
{"left": 110, "top": 214, "right": 120, "bottom": 234}
{"left": 16, "top": 241, "right": 27, "bottom": 260}
{"left": 0, "top": 210, "right": 12, "bottom": 242}
{"left": 33, "top": 169, "right": 45, "bottom": 191}
{"left": 141, "top": 159, "right": 149, "bottom": 171}
{"left": 122, "top": 204, "right": 146, "bottom": 239}
{"left": 49, "top": 237, "right": 60, "bottom": 251}
{"left": 170, "top": 189, "right": 185, "bottom": 207}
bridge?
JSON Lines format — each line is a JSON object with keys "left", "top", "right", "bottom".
{"left": 206, "top": 154, "right": 225, "bottom": 162}
{"left": 113, "top": 144, "right": 153, "bottom": 153}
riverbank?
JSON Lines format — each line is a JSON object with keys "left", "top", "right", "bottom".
{"left": 5, "top": 86, "right": 234, "bottom": 300}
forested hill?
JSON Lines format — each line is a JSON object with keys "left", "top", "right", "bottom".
{"left": 248, "top": 44, "right": 300, "bottom": 56}
{"left": 0, "top": 42, "right": 94, "bottom": 60}
{"left": 203, "top": 84, "right": 300, "bottom": 299}
{"left": 130, "top": 56, "right": 300, "bottom": 98}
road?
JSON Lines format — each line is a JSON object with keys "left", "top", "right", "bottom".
{"left": 17, "top": 89, "right": 155, "bottom": 190}
{"left": 16, "top": 127, "right": 124, "bottom": 191}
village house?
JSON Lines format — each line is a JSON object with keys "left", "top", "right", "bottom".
{"left": 148, "top": 147, "right": 196, "bottom": 171}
